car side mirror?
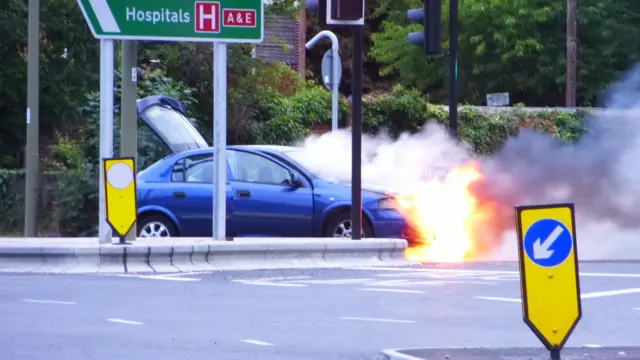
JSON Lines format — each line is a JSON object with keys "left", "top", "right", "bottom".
{"left": 290, "top": 173, "right": 303, "bottom": 187}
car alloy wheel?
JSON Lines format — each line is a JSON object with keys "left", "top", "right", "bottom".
{"left": 139, "top": 221, "right": 171, "bottom": 238}
{"left": 332, "top": 219, "right": 367, "bottom": 238}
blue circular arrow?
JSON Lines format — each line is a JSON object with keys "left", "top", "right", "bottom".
{"left": 523, "top": 219, "right": 573, "bottom": 267}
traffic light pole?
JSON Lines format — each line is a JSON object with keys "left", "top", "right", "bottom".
{"left": 351, "top": 25, "right": 363, "bottom": 240}
{"left": 448, "top": 0, "right": 458, "bottom": 139}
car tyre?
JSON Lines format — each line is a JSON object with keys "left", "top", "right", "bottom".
{"left": 324, "top": 211, "right": 374, "bottom": 238}
{"left": 137, "top": 213, "right": 178, "bottom": 238}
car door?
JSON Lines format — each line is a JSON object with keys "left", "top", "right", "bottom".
{"left": 227, "top": 149, "right": 314, "bottom": 237}
{"left": 167, "top": 152, "right": 233, "bottom": 237}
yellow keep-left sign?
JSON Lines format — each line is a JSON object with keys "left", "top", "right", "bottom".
{"left": 104, "top": 157, "right": 137, "bottom": 238}
{"left": 515, "top": 203, "right": 581, "bottom": 351}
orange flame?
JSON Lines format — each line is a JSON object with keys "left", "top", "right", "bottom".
{"left": 392, "top": 161, "right": 500, "bottom": 262}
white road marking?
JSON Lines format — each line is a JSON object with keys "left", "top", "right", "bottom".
{"left": 21, "top": 299, "right": 76, "bottom": 305}
{"left": 477, "top": 288, "right": 640, "bottom": 302}
{"left": 251, "top": 276, "right": 312, "bottom": 281}
{"left": 154, "top": 272, "right": 211, "bottom": 277}
{"left": 341, "top": 316, "right": 416, "bottom": 324}
{"left": 283, "top": 278, "right": 375, "bottom": 285}
{"left": 233, "top": 280, "right": 307, "bottom": 287}
{"left": 106, "top": 318, "right": 143, "bottom": 325}
{"left": 241, "top": 339, "right": 274, "bottom": 346}
{"left": 357, "top": 288, "right": 425, "bottom": 294}
{"left": 633, "top": 307, "right": 640, "bottom": 310}
{"left": 475, "top": 296, "right": 522, "bottom": 302}
{"left": 581, "top": 288, "right": 640, "bottom": 298}
{"left": 132, "top": 275, "right": 201, "bottom": 282}
{"left": 349, "top": 266, "right": 640, "bottom": 279}
{"left": 583, "top": 344, "right": 602, "bottom": 348}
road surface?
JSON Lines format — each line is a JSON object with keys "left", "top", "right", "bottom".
{"left": 1, "top": 262, "right": 640, "bottom": 360}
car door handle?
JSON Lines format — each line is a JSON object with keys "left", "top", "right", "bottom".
{"left": 173, "top": 191, "right": 186, "bottom": 199}
{"left": 236, "top": 190, "right": 251, "bottom": 198}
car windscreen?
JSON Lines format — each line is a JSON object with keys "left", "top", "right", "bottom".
{"left": 280, "top": 150, "right": 324, "bottom": 178}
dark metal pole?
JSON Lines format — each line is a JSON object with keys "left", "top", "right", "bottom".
{"left": 120, "top": 40, "right": 138, "bottom": 241}
{"left": 550, "top": 350, "right": 561, "bottom": 360}
{"left": 351, "top": 25, "right": 363, "bottom": 240}
{"left": 448, "top": 0, "right": 458, "bottom": 139}
{"left": 24, "top": 0, "right": 40, "bottom": 236}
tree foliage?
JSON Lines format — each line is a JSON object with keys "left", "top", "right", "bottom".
{"left": 371, "top": 0, "right": 640, "bottom": 106}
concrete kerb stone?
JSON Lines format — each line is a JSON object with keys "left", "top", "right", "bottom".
{"left": 265, "top": 240, "right": 327, "bottom": 268}
{"left": 208, "top": 241, "right": 270, "bottom": 270}
{"left": 147, "top": 245, "right": 177, "bottom": 273}
{"left": 68, "top": 246, "right": 100, "bottom": 273}
{"left": 98, "top": 246, "right": 125, "bottom": 273}
{"left": 124, "top": 246, "right": 153, "bottom": 273}
{"left": 171, "top": 244, "right": 201, "bottom": 272}
{"left": 193, "top": 244, "right": 221, "bottom": 271}
{"left": 323, "top": 239, "right": 386, "bottom": 265}
{"left": 0, "top": 246, "right": 78, "bottom": 273}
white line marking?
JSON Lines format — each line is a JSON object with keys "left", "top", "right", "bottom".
{"left": 106, "top": 318, "right": 143, "bottom": 325}
{"left": 133, "top": 275, "right": 201, "bottom": 282}
{"left": 341, "top": 316, "right": 416, "bottom": 324}
{"left": 583, "top": 344, "right": 602, "bottom": 348}
{"left": 21, "top": 299, "right": 76, "bottom": 305}
{"left": 241, "top": 339, "right": 274, "bottom": 346}
{"left": 581, "top": 288, "right": 640, "bottom": 298}
{"left": 357, "top": 288, "right": 425, "bottom": 294}
{"left": 233, "top": 280, "right": 307, "bottom": 287}
{"left": 477, "top": 288, "right": 640, "bottom": 303}
{"left": 350, "top": 267, "right": 640, "bottom": 279}
{"left": 633, "top": 307, "right": 640, "bottom": 310}
{"left": 154, "top": 272, "right": 210, "bottom": 277}
{"left": 251, "top": 276, "right": 312, "bottom": 281}
{"left": 475, "top": 296, "right": 522, "bottom": 302}
{"left": 285, "top": 278, "right": 374, "bottom": 284}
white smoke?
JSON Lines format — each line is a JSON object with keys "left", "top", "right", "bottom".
{"left": 294, "top": 122, "right": 474, "bottom": 194}
{"left": 286, "top": 64, "right": 640, "bottom": 262}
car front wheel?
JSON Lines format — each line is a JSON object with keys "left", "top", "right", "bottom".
{"left": 324, "top": 211, "right": 374, "bottom": 238}
{"left": 137, "top": 214, "right": 177, "bottom": 238}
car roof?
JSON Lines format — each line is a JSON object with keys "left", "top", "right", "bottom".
{"left": 233, "top": 144, "right": 302, "bottom": 153}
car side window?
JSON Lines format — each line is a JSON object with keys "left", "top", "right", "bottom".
{"left": 228, "top": 150, "right": 291, "bottom": 185}
{"left": 172, "top": 154, "right": 213, "bottom": 183}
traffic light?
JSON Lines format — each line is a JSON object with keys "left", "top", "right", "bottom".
{"left": 305, "top": 0, "right": 365, "bottom": 26}
{"left": 407, "top": 0, "right": 442, "bottom": 55}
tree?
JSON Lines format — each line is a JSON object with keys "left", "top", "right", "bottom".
{"left": 370, "top": 0, "right": 640, "bottom": 106}
{"left": 0, "top": 0, "right": 100, "bottom": 168}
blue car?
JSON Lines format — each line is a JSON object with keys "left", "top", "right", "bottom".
{"left": 134, "top": 95, "right": 414, "bottom": 240}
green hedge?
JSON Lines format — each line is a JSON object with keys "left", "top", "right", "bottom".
{"left": 0, "top": 68, "right": 589, "bottom": 237}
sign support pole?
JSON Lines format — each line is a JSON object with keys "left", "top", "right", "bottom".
{"left": 212, "top": 42, "right": 228, "bottom": 241}
{"left": 305, "top": 30, "right": 341, "bottom": 132}
{"left": 448, "top": 0, "right": 459, "bottom": 139}
{"left": 98, "top": 39, "right": 115, "bottom": 244}
{"left": 120, "top": 40, "right": 138, "bottom": 242}
{"left": 350, "top": 25, "right": 363, "bottom": 240}
{"left": 24, "top": 0, "right": 40, "bottom": 237}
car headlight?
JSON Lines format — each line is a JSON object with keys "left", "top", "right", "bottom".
{"left": 378, "top": 198, "right": 397, "bottom": 210}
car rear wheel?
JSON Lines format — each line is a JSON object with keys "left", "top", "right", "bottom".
{"left": 324, "top": 211, "right": 374, "bottom": 238}
{"left": 138, "top": 214, "right": 177, "bottom": 238}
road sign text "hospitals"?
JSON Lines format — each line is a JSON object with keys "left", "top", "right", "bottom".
{"left": 77, "top": 0, "right": 264, "bottom": 43}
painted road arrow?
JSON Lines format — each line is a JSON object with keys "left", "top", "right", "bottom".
{"left": 77, "top": 0, "right": 264, "bottom": 43}
{"left": 533, "top": 224, "right": 563, "bottom": 259}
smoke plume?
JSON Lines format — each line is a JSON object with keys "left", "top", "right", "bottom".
{"left": 293, "top": 64, "right": 640, "bottom": 260}
{"left": 474, "top": 64, "right": 640, "bottom": 230}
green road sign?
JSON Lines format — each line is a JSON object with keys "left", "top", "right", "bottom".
{"left": 77, "top": 0, "right": 264, "bottom": 43}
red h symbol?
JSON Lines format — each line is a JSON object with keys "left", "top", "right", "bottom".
{"left": 195, "top": 1, "right": 220, "bottom": 33}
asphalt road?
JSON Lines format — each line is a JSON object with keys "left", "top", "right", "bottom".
{"left": 1, "top": 262, "right": 640, "bottom": 360}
